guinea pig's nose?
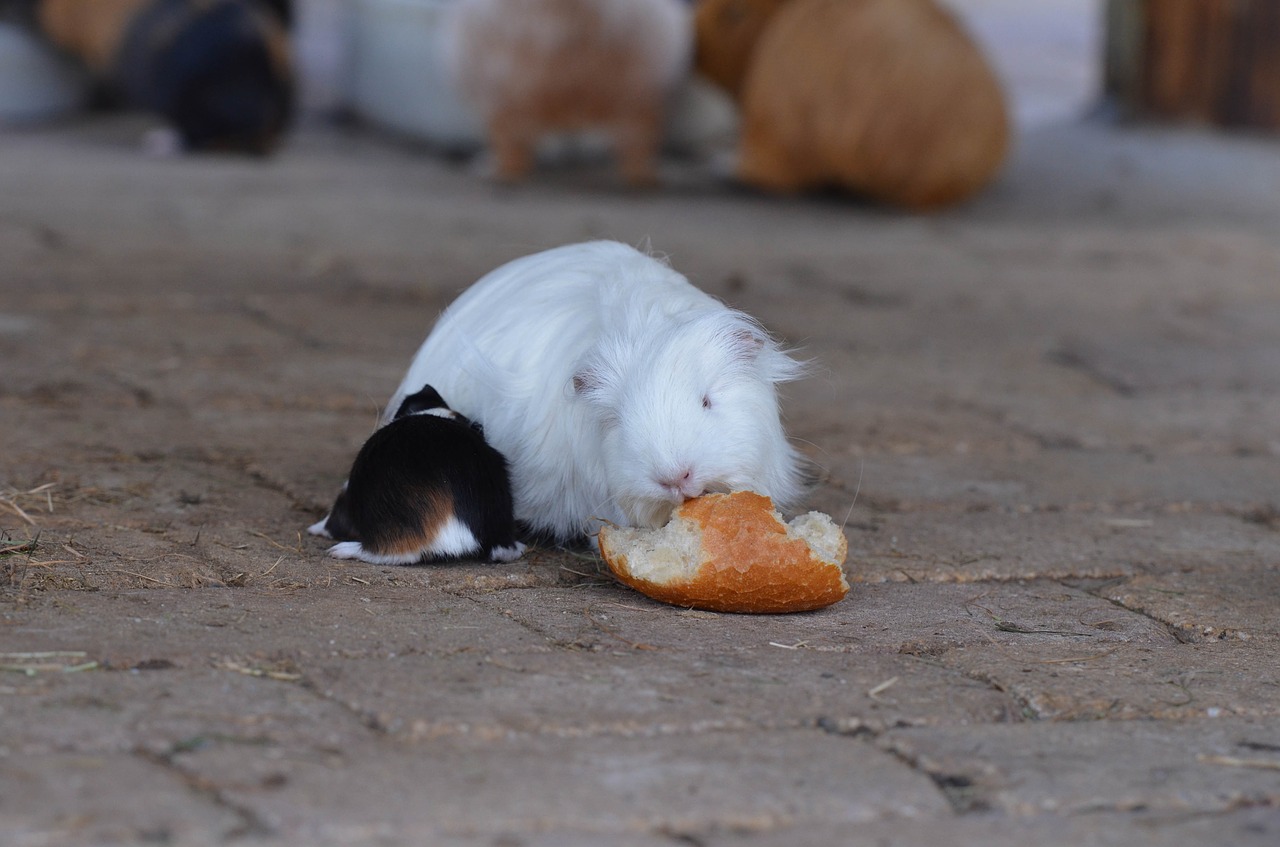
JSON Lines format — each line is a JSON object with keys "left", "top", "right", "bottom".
{"left": 657, "top": 468, "right": 702, "bottom": 501}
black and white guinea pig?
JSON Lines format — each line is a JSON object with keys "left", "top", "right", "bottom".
{"left": 35, "top": 0, "right": 293, "bottom": 155}
{"left": 117, "top": 0, "right": 293, "bottom": 154}
{"left": 309, "top": 385, "right": 525, "bottom": 565}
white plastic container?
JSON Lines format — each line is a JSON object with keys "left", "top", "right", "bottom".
{"left": 0, "top": 23, "right": 87, "bottom": 125}
{"left": 347, "top": 0, "right": 482, "bottom": 148}
{"left": 344, "top": 0, "right": 736, "bottom": 154}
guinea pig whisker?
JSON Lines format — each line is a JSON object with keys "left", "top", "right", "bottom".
{"left": 789, "top": 435, "right": 834, "bottom": 460}
{"left": 588, "top": 491, "right": 625, "bottom": 524}
{"left": 841, "top": 459, "right": 865, "bottom": 532}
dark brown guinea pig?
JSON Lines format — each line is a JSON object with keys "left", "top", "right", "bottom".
{"left": 37, "top": 0, "right": 293, "bottom": 154}
{"left": 309, "top": 385, "right": 526, "bottom": 565}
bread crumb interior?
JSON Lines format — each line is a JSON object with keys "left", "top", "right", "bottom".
{"left": 787, "top": 512, "right": 845, "bottom": 565}
{"left": 605, "top": 515, "right": 705, "bottom": 583}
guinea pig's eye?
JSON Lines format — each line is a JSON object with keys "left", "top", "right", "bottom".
{"left": 701, "top": 394, "right": 713, "bottom": 411}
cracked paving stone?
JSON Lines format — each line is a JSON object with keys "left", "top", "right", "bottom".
{"left": 465, "top": 578, "right": 1175, "bottom": 656}
{"left": 977, "top": 391, "right": 1280, "bottom": 459}
{"left": 168, "top": 729, "right": 953, "bottom": 840}
{"left": 942, "top": 641, "right": 1280, "bottom": 720}
{"left": 1049, "top": 327, "right": 1280, "bottom": 395}
{"left": 1100, "top": 564, "right": 1280, "bottom": 643}
{"left": 0, "top": 588, "right": 548, "bottom": 668}
{"left": 0, "top": 753, "right": 249, "bottom": 845}
{"left": 827, "top": 451, "right": 1280, "bottom": 514}
{"left": 881, "top": 717, "right": 1280, "bottom": 817}
{"left": 307, "top": 646, "right": 1017, "bottom": 742}
{"left": 694, "top": 807, "right": 1280, "bottom": 847}
{"left": 0, "top": 667, "right": 372, "bottom": 758}
{"left": 841, "top": 508, "right": 1280, "bottom": 584}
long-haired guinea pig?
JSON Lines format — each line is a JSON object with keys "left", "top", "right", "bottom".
{"left": 37, "top": 0, "right": 293, "bottom": 154}
{"left": 444, "top": 0, "right": 692, "bottom": 186}
{"left": 385, "top": 240, "right": 808, "bottom": 543}
{"left": 309, "top": 385, "right": 526, "bottom": 565}
{"left": 694, "top": 0, "right": 1009, "bottom": 210}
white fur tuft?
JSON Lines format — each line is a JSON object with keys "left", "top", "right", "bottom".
{"left": 430, "top": 515, "right": 483, "bottom": 559}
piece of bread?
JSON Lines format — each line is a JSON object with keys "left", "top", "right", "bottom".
{"left": 598, "top": 491, "right": 849, "bottom": 613}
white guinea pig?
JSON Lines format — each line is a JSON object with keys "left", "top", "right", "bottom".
{"left": 387, "top": 240, "right": 808, "bottom": 542}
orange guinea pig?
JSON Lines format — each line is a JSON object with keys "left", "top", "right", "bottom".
{"left": 695, "top": 0, "right": 1010, "bottom": 210}
{"left": 445, "top": 0, "right": 692, "bottom": 186}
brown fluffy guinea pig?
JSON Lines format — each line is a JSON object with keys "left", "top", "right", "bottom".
{"left": 695, "top": 0, "right": 1009, "bottom": 210}
{"left": 37, "top": 0, "right": 293, "bottom": 154}
{"left": 444, "top": 0, "right": 693, "bottom": 186}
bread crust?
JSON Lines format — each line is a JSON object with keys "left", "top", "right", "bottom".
{"left": 599, "top": 491, "right": 849, "bottom": 613}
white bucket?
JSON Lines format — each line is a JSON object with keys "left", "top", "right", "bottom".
{"left": 0, "top": 23, "right": 88, "bottom": 125}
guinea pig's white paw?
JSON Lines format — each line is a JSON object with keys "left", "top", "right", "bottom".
{"left": 307, "top": 517, "right": 332, "bottom": 538}
{"left": 327, "top": 541, "right": 364, "bottom": 559}
{"left": 489, "top": 542, "right": 526, "bottom": 563}
{"left": 328, "top": 540, "right": 427, "bottom": 566}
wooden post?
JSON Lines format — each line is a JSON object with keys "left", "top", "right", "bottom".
{"left": 1105, "top": 0, "right": 1280, "bottom": 130}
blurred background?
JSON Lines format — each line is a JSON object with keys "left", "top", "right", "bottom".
{"left": 290, "top": 0, "right": 1105, "bottom": 138}
{"left": 0, "top": 0, "right": 1113, "bottom": 207}
{"left": 1, "top": 0, "right": 1277, "bottom": 208}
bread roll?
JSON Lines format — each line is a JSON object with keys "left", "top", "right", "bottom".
{"left": 598, "top": 491, "right": 848, "bottom": 613}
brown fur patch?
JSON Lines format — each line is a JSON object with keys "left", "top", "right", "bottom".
{"left": 365, "top": 486, "right": 455, "bottom": 558}
{"left": 694, "top": 0, "right": 788, "bottom": 98}
{"left": 39, "top": 0, "right": 150, "bottom": 70}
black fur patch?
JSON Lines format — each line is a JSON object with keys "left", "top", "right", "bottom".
{"left": 117, "top": 0, "right": 293, "bottom": 154}
{"left": 319, "top": 486, "right": 359, "bottom": 543}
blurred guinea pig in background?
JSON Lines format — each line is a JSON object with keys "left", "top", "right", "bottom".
{"left": 444, "top": 0, "right": 693, "bottom": 186}
{"left": 36, "top": 0, "right": 293, "bottom": 154}
{"left": 694, "top": 0, "right": 1009, "bottom": 210}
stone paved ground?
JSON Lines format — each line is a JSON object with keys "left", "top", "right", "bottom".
{"left": 2, "top": 113, "right": 1279, "bottom": 845}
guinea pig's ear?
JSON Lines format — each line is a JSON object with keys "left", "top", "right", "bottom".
{"left": 729, "top": 327, "right": 766, "bottom": 361}
{"left": 395, "top": 384, "right": 449, "bottom": 419}
{"left": 572, "top": 368, "right": 605, "bottom": 397}
{"left": 726, "top": 316, "right": 807, "bottom": 383}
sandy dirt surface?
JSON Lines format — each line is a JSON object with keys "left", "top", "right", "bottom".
{"left": 2, "top": 107, "right": 1279, "bottom": 845}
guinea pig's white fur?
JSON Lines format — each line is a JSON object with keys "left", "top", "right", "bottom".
{"left": 443, "top": 0, "right": 692, "bottom": 184}
{"left": 388, "top": 240, "right": 807, "bottom": 541}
